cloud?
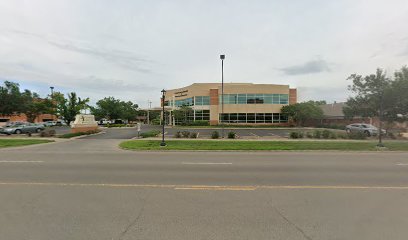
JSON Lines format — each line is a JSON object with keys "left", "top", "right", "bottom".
{"left": 74, "top": 75, "right": 159, "bottom": 93}
{"left": 47, "top": 41, "right": 152, "bottom": 73}
{"left": 280, "top": 59, "right": 331, "bottom": 75}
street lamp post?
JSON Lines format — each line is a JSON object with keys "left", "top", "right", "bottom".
{"left": 220, "top": 54, "right": 225, "bottom": 138}
{"left": 50, "top": 86, "right": 54, "bottom": 97}
{"left": 160, "top": 89, "right": 166, "bottom": 147}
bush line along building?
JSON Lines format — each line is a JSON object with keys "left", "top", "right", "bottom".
{"left": 162, "top": 83, "right": 297, "bottom": 125}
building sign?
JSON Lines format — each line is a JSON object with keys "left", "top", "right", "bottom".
{"left": 175, "top": 90, "right": 188, "bottom": 98}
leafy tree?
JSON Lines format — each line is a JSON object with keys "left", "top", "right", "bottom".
{"left": 172, "top": 105, "right": 194, "bottom": 125}
{"left": 53, "top": 92, "right": 89, "bottom": 125}
{"left": 21, "top": 90, "right": 54, "bottom": 122}
{"left": 0, "top": 81, "right": 25, "bottom": 115}
{"left": 343, "top": 67, "right": 408, "bottom": 146}
{"left": 0, "top": 81, "right": 54, "bottom": 121}
{"left": 90, "top": 97, "right": 139, "bottom": 121}
{"left": 281, "top": 101, "right": 323, "bottom": 126}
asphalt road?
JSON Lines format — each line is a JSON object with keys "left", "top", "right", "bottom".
{"left": 1, "top": 139, "right": 408, "bottom": 239}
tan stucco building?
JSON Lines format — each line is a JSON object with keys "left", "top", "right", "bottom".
{"left": 162, "top": 83, "right": 297, "bottom": 125}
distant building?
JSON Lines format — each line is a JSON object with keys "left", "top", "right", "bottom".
{"left": 162, "top": 83, "right": 297, "bottom": 125}
{"left": 319, "top": 102, "right": 372, "bottom": 126}
{"left": 0, "top": 113, "right": 57, "bottom": 126}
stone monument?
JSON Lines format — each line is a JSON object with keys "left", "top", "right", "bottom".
{"left": 70, "top": 114, "right": 99, "bottom": 133}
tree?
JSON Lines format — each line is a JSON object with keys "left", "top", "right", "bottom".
{"left": 90, "top": 97, "right": 139, "bottom": 121}
{"left": 281, "top": 101, "right": 323, "bottom": 126}
{"left": 172, "top": 105, "right": 194, "bottom": 125}
{"left": 0, "top": 81, "right": 54, "bottom": 121}
{"left": 53, "top": 92, "right": 89, "bottom": 125}
{"left": 21, "top": 90, "right": 54, "bottom": 122}
{"left": 0, "top": 81, "right": 25, "bottom": 115}
{"left": 344, "top": 68, "right": 397, "bottom": 146}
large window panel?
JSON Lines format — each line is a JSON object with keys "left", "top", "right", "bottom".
{"left": 247, "top": 113, "right": 255, "bottom": 123}
{"left": 238, "top": 113, "right": 246, "bottom": 123}
{"left": 256, "top": 113, "right": 265, "bottom": 123}
{"left": 279, "top": 94, "right": 289, "bottom": 104}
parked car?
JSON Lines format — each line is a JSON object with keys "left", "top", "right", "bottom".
{"left": 56, "top": 120, "right": 67, "bottom": 126}
{"left": 0, "top": 123, "right": 45, "bottom": 135}
{"left": 345, "top": 123, "right": 386, "bottom": 136}
{"left": 98, "top": 119, "right": 112, "bottom": 125}
{"left": 4, "top": 121, "right": 27, "bottom": 127}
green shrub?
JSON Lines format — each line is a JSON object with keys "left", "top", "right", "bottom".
{"left": 313, "top": 130, "right": 321, "bottom": 139}
{"left": 289, "top": 131, "right": 303, "bottom": 139}
{"left": 322, "top": 130, "right": 331, "bottom": 139}
{"left": 107, "top": 124, "right": 127, "bottom": 128}
{"left": 151, "top": 118, "right": 161, "bottom": 125}
{"left": 190, "top": 132, "right": 198, "bottom": 138}
{"left": 211, "top": 131, "right": 220, "bottom": 139}
{"left": 174, "top": 131, "right": 182, "bottom": 138}
{"left": 348, "top": 131, "right": 367, "bottom": 140}
{"left": 329, "top": 131, "right": 337, "bottom": 139}
{"left": 306, "top": 132, "right": 313, "bottom": 138}
{"left": 227, "top": 131, "right": 236, "bottom": 139}
{"left": 58, "top": 130, "right": 100, "bottom": 139}
{"left": 337, "top": 132, "right": 348, "bottom": 139}
{"left": 140, "top": 130, "right": 160, "bottom": 138}
{"left": 181, "top": 131, "right": 190, "bottom": 138}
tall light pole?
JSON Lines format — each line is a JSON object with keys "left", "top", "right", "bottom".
{"left": 220, "top": 54, "right": 225, "bottom": 138}
{"left": 50, "top": 86, "right": 54, "bottom": 97}
{"left": 147, "top": 100, "right": 152, "bottom": 124}
{"left": 160, "top": 89, "right": 166, "bottom": 147}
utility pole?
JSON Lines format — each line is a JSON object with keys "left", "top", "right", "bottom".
{"left": 147, "top": 100, "right": 152, "bottom": 124}
{"left": 220, "top": 54, "right": 225, "bottom": 138}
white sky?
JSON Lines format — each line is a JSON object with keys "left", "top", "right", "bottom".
{"left": 0, "top": 0, "right": 407, "bottom": 107}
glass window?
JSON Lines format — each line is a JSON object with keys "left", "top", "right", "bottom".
{"left": 247, "top": 94, "right": 255, "bottom": 104}
{"left": 279, "top": 94, "right": 288, "bottom": 104}
{"left": 256, "top": 113, "right": 265, "bottom": 123}
{"left": 273, "top": 113, "right": 280, "bottom": 123}
{"left": 238, "top": 113, "right": 246, "bottom": 123}
{"left": 247, "top": 113, "right": 255, "bottom": 122}
{"left": 265, "top": 113, "right": 273, "bottom": 123}
{"left": 272, "top": 94, "right": 280, "bottom": 104}
{"left": 229, "top": 113, "right": 238, "bottom": 123}
{"left": 237, "top": 94, "right": 246, "bottom": 104}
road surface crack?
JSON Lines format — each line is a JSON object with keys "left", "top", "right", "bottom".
{"left": 117, "top": 190, "right": 151, "bottom": 240}
{"left": 273, "top": 206, "right": 313, "bottom": 240}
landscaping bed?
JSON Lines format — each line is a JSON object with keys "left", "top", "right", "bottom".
{"left": 119, "top": 140, "right": 408, "bottom": 151}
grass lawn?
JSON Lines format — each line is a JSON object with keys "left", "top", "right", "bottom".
{"left": 0, "top": 139, "right": 53, "bottom": 148}
{"left": 120, "top": 140, "right": 408, "bottom": 151}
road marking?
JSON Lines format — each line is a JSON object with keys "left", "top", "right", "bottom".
{"left": 249, "top": 132, "right": 259, "bottom": 137}
{"left": 0, "top": 161, "right": 43, "bottom": 163}
{"left": 1, "top": 182, "right": 408, "bottom": 190}
{"left": 174, "top": 186, "right": 256, "bottom": 191}
{"left": 396, "top": 163, "right": 408, "bottom": 166}
{"left": 181, "top": 162, "right": 232, "bottom": 165}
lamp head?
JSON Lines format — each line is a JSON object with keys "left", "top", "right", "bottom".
{"left": 220, "top": 55, "right": 225, "bottom": 60}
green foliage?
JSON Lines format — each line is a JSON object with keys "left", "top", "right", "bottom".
{"left": 106, "top": 124, "right": 128, "bottom": 128}
{"left": 181, "top": 130, "right": 190, "bottom": 138}
{"left": 313, "top": 130, "right": 321, "bottom": 139}
{"left": 173, "top": 106, "right": 194, "bottom": 125}
{"left": 90, "top": 97, "right": 139, "bottom": 121}
{"left": 53, "top": 92, "right": 89, "bottom": 125}
{"left": 227, "top": 131, "right": 236, "bottom": 139}
{"left": 211, "top": 131, "right": 220, "bottom": 139}
{"left": 347, "top": 131, "right": 367, "bottom": 140}
{"left": 0, "top": 81, "right": 54, "bottom": 121}
{"left": 140, "top": 130, "right": 160, "bottom": 138}
{"left": 174, "top": 131, "right": 182, "bottom": 138}
{"left": 281, "top": 101, "right": 323, "bottom": 126}
{"left": 151, "top": 118, "right": 161, "bottom": 125}
{"left": 322, "top": 129, "right": 331, "bottom": 139}
{"left": 344, "top": 67, "right": 408, "bottom": 122}
{"left": 190, "top": 132, "right": 198, "bottom": 138}
{"left": 289, "top": 131, "right": 304, "bottom": 139}
{"left": 58, "top": 130, "right": 100, "bottom": 139}
{"left": 306, "top": 132, "right": 313, "bottom": 138}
